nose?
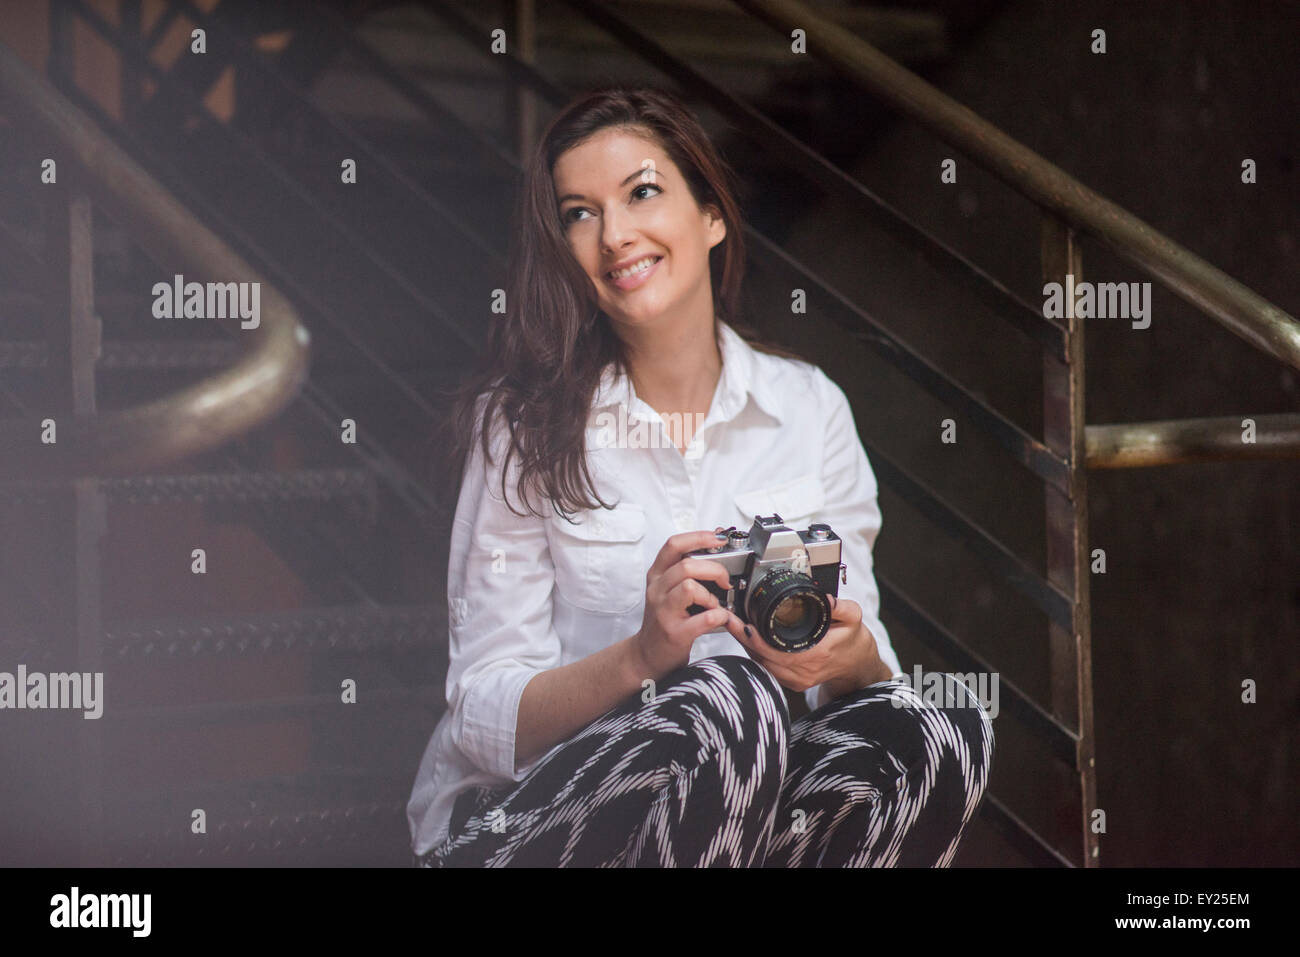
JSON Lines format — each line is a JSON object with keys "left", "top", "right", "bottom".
{"left": 600, "top": 203, "right": 638, "bottom": 257}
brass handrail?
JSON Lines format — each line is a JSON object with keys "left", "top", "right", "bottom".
{"left": 0, "top": 41, "right": 309, "bottom": 481}
{"left": 731, "top": 0, "right": 1300, "bottom": 466}
{"left": 1087, "top": 413, "right": 1300, "bottom": 468}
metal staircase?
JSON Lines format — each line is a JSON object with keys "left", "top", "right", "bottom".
{"left": 1, "top": 0, "right": 1296, "bottom": 868}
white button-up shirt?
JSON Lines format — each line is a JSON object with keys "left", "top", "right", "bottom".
{"left": 406, "top": 320, "right": 903, "bottom": 857}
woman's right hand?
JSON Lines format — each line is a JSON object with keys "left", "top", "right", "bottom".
{"left": 632, "top": 528, "right": 739, "bottom": 680}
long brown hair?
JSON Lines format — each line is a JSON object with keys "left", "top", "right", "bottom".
{"left": 433, "top": 83, "right": 806, "bottom": 522}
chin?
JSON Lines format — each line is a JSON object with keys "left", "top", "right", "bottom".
{"left": 605, "top": 308, "right": 667, "bottom": 329}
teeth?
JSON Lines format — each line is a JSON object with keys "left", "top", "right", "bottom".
{"left": 608, "top": 256, "right": 659, "bottom": 280}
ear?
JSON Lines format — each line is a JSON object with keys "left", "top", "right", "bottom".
{"left": 704, "top": 203, "right": 726, "bottom": 250}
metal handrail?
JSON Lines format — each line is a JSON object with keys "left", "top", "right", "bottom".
{"left": 730, "top": 0, "right": 1300, "bottom": 467}
{"left": 732, "top": 0, "right": 1300, "bottom": 368}
{"left": 1087, "top": 413, "right": 1300, "bottom": 468}
{"left": 0, "top": 40, "right": 310, "bottom": 481}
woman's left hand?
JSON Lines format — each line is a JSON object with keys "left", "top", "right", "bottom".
{"left": 722, "top": 595, "right": 893, "bottom": 699}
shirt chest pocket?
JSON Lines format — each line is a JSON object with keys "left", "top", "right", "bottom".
{"left": 733, "top": 472, "right": 826, "bottom": 530}
{"left": 547, "top": 502, "right": 647, "bottom": 615}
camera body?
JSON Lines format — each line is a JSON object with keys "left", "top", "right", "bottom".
{"left": 685, "top": 514, "right": 847, "bottom": 652}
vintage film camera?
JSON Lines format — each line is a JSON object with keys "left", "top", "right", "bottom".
{"left": 685, "top": 514, "right": 848, "bottom": 652}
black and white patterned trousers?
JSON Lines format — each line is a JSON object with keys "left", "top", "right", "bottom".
{"left": 417, "top": 654, "right": 994, "bottom": 867}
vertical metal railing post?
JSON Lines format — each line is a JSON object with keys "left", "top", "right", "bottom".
{"left": 1041, "top": 214, "right": 1099, "bottom": 867}
{"left": 44, "top": 187, "right": 109, "bottom": 866}
{"left": 508, "top": 0, "right": 538, "bottom": 160}
{"left": 74, "top": 473, "right": 108, "bottom": 868}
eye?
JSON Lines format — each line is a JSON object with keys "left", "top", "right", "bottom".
{"left": 561, "top": 183, "right": 662, "bottom": 227}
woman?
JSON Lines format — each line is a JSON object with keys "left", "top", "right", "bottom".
{"left": 408, "top": 85, "right": 993, "bottom": 867}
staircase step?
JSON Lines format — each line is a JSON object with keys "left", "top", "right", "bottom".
{"left": 0, "top": 467, "right": 379, "bottom": 509}
{"left": 311, "top": 1, "right": 946, "bottom": 131}
{"left": 104, "top": 466, "right": 378, "bottom": 508}
{"left": 106, "top": 769, "right": 416, "bottom": 865}
{"left": 102, "top": 601, "right": 445, "bottom": 659}
{"left": 109, "top": 793, "right": 409, "bottom": 866}
{"left": 355, "top": 1, "right": 948, "bottom": 71}
{"left": 0, "top": 338, "right": 243, "bottom": 371}
{"left": 109, "top": 684, "right": 443, "bottom": 723}
{"left": 119, "top": 800, "right": 407, "bottom": 865}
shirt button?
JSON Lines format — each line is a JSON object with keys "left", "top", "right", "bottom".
{"left": 594, "top": 519, "right": 606, "bottom": 534}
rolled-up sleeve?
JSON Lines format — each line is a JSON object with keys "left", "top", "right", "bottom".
{"left": 805, "top": 371, "right": 902, "bottom": 712}
{"left": 446, "top": 399, "right": 564, "bottom": 780}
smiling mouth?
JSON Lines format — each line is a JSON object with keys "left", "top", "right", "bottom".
{"left": 604, "top": 255, "right": 663, "bottom": 289}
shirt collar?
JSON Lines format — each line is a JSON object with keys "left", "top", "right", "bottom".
{"left": 591, "top": 320, "right": 784, "bottom": 425}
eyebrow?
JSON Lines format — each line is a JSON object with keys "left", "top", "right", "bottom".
{"left": 557, "top": 168, "right": 665, "bottom": 205}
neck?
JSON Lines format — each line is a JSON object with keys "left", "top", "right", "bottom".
{"left": 621, "top": 315, "right": 723, "bottom": 419}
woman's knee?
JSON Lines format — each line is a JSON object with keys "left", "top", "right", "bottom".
{"left": 946, "top": 676, "right": 993, "bottom": 748}
{"left": 933, "top": 674, "right": 995, "bottom": 762}
{"left": 823, "top": 676, "right": 994, "bottom": 786}
{"left": 897, "top": 674, "right": 996, "bottom": 792}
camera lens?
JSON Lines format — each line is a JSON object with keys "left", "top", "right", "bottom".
{"left": 746, "top": 566, "right": 831, "bottom": 652}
